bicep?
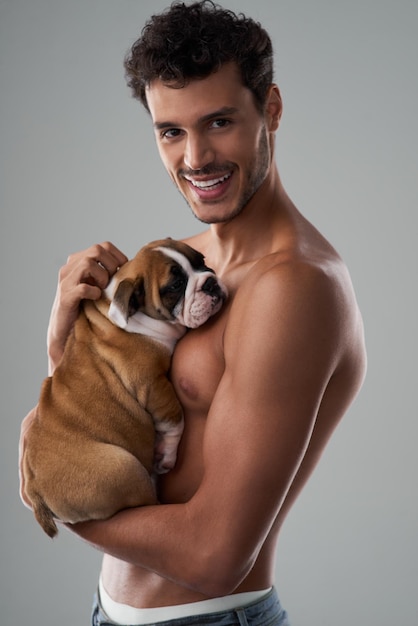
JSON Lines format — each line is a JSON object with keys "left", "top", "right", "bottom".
{"left": 195, "top": 267, "right": 341, "bottom": 557}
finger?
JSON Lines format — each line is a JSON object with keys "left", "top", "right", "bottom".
{"left": 76, "top": 258, "right": 112, "bottom": 290}
{"left": 96, "top": 241, "right": 128, "bottom": 270}
{"left": 74, "top": 242, "right": 128, "bottom": 277}
{"left": 71, "top": 282, "right": 103, "bottom": 302}
{"left": 64, "top": 243, "right": 128, "bottom": 290}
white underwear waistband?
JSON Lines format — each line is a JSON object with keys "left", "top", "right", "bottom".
{"left": 98, "top": 577, "right": 271, "bottom": 625}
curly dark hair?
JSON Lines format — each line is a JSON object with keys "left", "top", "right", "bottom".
{"left": 124, "top": 1, "right": 274, "bottom": 113}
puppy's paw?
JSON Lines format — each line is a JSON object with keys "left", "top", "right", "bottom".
{"left": 153, "top": 456, "right": 176, "bottom": 475}
{"left": 153, "top": 422, "right": 184, "bottom": 474}
{"left": 153, "top": 437, "right": 177, "bottom": 474}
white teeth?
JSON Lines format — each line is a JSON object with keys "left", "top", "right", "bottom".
{"left": 188, "top": 173, "right": 231, "bottom": 189}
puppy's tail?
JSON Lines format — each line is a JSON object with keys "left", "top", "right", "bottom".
{"left": 32, "top": 494, "right": 58, "bottom": 538}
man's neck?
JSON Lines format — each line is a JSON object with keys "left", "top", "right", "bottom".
{"left": 206, "top": 171, "right": 295, "bottom": 273}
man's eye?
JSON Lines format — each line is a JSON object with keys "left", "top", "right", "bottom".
{"left": 211, "top": 119, "right": 230, "bottom": 129}
{"left": 162, "top": 128, "right": 182, "bottom": 139}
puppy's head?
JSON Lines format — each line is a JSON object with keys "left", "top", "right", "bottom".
{"left": 104, "top": 238, "right": 227, "bottom": 330}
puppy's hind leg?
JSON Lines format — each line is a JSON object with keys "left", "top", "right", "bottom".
{"left": 74, "top": 443, "right": 158, "bottom": 522}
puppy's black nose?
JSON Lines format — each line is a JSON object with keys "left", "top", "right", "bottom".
{"left": 202, "top": 275, "right": 220, "bottom": 295}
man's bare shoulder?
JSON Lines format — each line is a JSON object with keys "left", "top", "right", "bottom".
{"left": 236, "top": 245, "right": 350, "bottom": 308}
{"left": 226, "top": 247, "right": 363, "bottom": 369}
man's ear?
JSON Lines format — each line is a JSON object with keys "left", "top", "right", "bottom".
{"left": 108, "top": 278, "right": 145, "bottom": 328}
{"left": 265, "top": 84, "right": 282, "bottom": 132}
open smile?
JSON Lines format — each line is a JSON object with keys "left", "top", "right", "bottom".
{"left": 186, "top": 172, "right": 232, "bottom": 190}
{"left": 183, "top": 171, "right": 233, "bottom": 200}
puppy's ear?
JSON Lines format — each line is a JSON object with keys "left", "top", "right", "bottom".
{"left": 108, "top": 278, "right": 145, "bottom": 328}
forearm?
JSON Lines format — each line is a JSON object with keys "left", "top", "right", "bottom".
{"left": 19, "top": 407, "right": 38, "bottom": 509}
{"left": 69, "top": 502, "right": 214, "bottom": 594}
{"left": 68, "top": 500, "right": 243, "bottom": 597}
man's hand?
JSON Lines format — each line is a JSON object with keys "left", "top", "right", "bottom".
{"left": 47, "top": 242, "right": 127, "bottom": 374}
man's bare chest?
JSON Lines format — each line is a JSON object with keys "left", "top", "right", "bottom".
{"left": 170, "top": 304, "right": 228, "bottom": 415}
{"left": 157, "top": 308, "right": 228, "bottom": 503}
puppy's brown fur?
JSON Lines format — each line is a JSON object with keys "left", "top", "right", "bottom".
{"left": 22, "top": 239, "right": 226, "bottom": 537}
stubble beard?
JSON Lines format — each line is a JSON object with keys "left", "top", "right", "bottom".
{"left": 177, "top": 125, "right": 271, "bottom": 225}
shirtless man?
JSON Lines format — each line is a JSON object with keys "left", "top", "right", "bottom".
{"left": 19, "top": 2, "right": 367, "bottom": 624}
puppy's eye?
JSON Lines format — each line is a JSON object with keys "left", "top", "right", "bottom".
{"left": 168, "top": 277, "right": 186, "bottom": 292}
{"left": 164, "top": 265, "right": 187, "bottom": 293}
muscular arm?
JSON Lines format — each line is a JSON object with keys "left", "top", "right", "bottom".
{"left": 69, "top": 261, "right": 353, "bottom": 597}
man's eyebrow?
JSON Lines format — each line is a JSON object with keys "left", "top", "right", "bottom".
{"left": 153, "top": 107, "right": 239, "bottom": 130}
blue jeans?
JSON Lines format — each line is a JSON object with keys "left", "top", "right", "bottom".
{"left": 91, "top": 587, "right": 290, "bottom": 625}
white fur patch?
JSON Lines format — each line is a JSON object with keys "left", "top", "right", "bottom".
{"left": 108, "top": 300, "right": 128, "bottom": 329}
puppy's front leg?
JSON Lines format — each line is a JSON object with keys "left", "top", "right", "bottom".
{"left": 153, "top": 419, "right": 184, "bottom": 474}
{"left": 145, "top": 376, "right": 184, "bottom": 474}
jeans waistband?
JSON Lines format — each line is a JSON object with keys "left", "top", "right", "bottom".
{"left": 91, "top": 586, "right": 290, "bottom": 625}
{"left": 99, "top": 577, "right": 271, "bottom": 623}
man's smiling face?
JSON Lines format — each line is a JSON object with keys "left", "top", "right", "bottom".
{"left": 146, "top": 63, "right": 275, "bottom": 224}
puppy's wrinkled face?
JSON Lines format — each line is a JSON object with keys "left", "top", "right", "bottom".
{"left": 156, "top": 244, "right": 227, "bottom": 329}
{"left": 105, "top": 239, "right": 227, "bottom": 330}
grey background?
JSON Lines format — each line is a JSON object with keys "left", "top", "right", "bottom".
{"left": 1, "top": 0, "right": 417, "bottom": 623}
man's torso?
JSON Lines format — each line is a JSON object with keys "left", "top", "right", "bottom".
{"left": 100, "top": 211, "right": 366, "bottom": 608}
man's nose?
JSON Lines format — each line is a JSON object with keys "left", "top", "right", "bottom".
{"left": 184, "top": 133, "right": 214, "bottom": 171}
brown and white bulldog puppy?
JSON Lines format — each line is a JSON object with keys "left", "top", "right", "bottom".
{"left": 22, "top": 238, "right": 227, "bottom": 538}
